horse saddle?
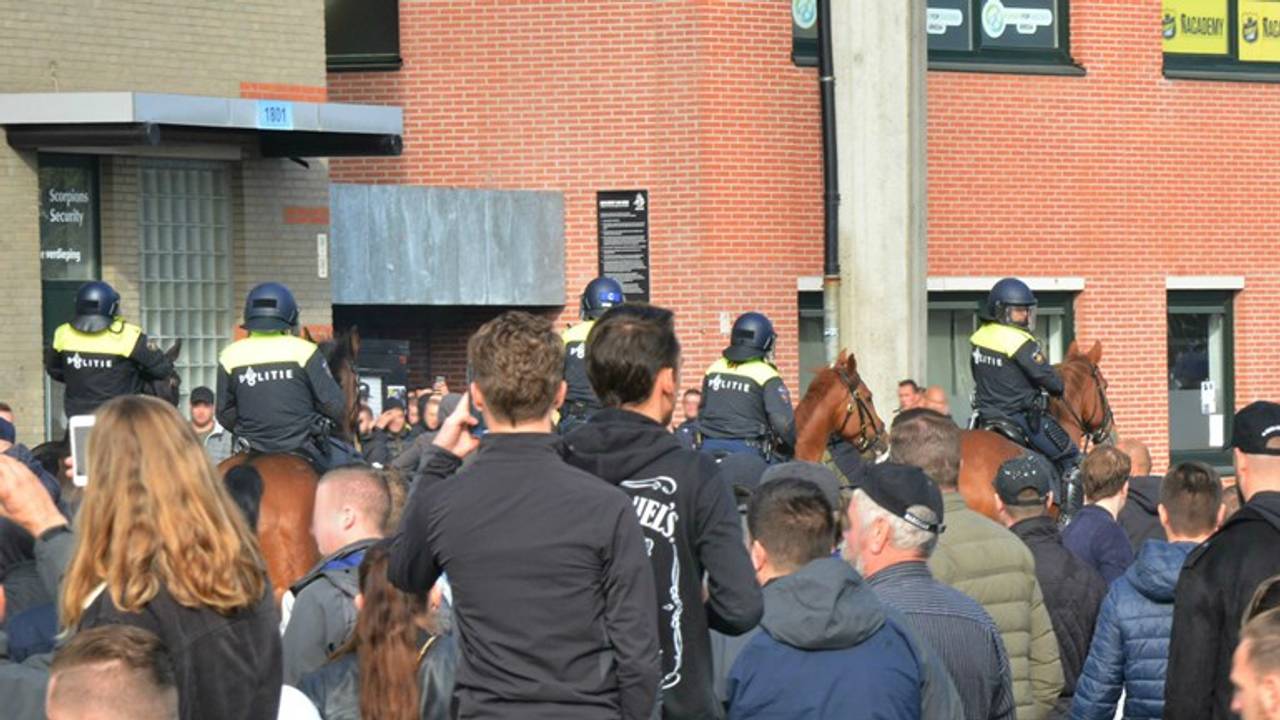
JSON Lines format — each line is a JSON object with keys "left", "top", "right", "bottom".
{"left": 978, "top": 416, "right": 1030, "bottom": 448}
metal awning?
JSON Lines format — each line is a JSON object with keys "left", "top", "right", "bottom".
{"left": 0, "top": 92, "right": 402, "bottom": 157}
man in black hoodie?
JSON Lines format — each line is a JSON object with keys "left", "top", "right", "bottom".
{"left": 565, "top": 304, "right": 763, "bottom": 719}
{"left": 1116, "top": 437, "right": 1166, "bottom": 552}
{"left": 1167, "top": 401, "right": 1280, "bottom": 720}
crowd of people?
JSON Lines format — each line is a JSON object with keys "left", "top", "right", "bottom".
{"left": 2, "top": 286, "right": 1280, "bottom": 719}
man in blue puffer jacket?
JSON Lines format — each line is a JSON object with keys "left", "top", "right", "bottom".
{"left": 1070, "top": 461, "right": 1225, "bottom": 719}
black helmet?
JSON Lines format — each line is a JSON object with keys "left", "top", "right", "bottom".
{"left": 580, "top": 277, "right": 624, "bottom": 320}
{"left": 71, "top": 281, "right": 121, "bottom": 333}
{"left": 725, "top": 312, "right": 775, "bottom": 363}
{"left": 984, "top": 277, "right": 1038, "bottom": 330}
{"left": 242, "top": 282, "right": 299, "bottom": 332}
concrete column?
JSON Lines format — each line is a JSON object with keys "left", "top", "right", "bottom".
{"left": 0, "top": 147, "right": 44, "bottom": 441}
{"left": 831, "top": 0, "right": 928, "bottom": 408}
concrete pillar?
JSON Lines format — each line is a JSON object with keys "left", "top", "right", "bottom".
{"left": 831, "top": 0, "right": 928, "bottom": 409}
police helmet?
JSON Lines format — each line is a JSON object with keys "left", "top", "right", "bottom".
{"left": 242, "top": 282, "right": 300, "bottom": 332}
{"left": 724, "top": 312, "right": 776, "bottom": 363}
{"left": 984, "top": 277, "right": 1038, "bottom": 330}
{"left": 580, "top": 277, "right": 625, "bottom": 320}
{"left": 71, "top": 281, "right": 121, "bottom": 333}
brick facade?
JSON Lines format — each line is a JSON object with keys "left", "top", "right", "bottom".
{"left": 328, "top": 0, "right": 823, "bottom": 408}
{"left": 329, "top": 0, "right": 1280, "bottom": 470}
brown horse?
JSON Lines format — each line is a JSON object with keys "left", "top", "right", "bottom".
{"left": 959, "top": 340, "right": 1115, "bottom": 520}
{"left": 794, "top": 350, "right": 889, "bottom": 466}
{"left": 219, "top": 326, "right": 362, "bottom": 605}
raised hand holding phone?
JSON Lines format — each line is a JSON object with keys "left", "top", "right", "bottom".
{"left": 432, "top": 392, "right": 481, "bottom": 460}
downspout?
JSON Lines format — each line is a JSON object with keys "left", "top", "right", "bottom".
{"left": 818, "top": 0, "right": 840, "bottom": 364}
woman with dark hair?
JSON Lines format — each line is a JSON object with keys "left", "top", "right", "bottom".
{"left": 299, "top": 543, "right": 456, "bottom": 720}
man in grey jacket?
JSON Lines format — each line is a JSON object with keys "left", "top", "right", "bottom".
{"left": 281, "top": 466, "right": 390, "bottom": 684}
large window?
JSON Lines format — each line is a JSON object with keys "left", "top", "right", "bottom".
{"left": 795, "top": 1, "right": 1079, "bottom": 73}
{"left": 139, "top": 161, "right": 234, "bottom": 412}
{"left": 1168, "top": 291, "right": 1234, "bottom": 468}
{"left": 326, "top": 0, "right": 401, "bottom": 71}
{"left": 926, "top": 291, "right": 1074, "bottom": 423}
{"left": 1163, "top": 0, "right": 1280, "bottom": 80}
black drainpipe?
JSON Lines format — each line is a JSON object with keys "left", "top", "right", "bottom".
{"left": 818, "top": 0, "right": 840, "bottom": 363}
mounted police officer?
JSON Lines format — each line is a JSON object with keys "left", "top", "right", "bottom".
{"left": 216, "top": 282, "right": 357, "bottom": 471}
{"left": 970, "top": 277, "right": 1082, "bottom": 511}
{"left": 46, "top": 280, "right": 175, "bottom": 420}
{"left": 697, "top": 311, "right": 796, "bottom": 461}
{"left": 558, "top": 276, "right": 624, "bottom": 434}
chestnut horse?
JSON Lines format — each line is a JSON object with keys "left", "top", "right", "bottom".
{"left": 794, "top": 350, "right": 889, "bottom": 470}
{"left": 219, "top": 326, "right": 362, "bottom": 605}
{"left": 959, "top": 340, "right": 1115, "bottom": 520}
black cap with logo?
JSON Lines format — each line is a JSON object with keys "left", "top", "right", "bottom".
{"left": 853, "top": 462, "right": 945, "bottom": 534}
{"left": 1231, "top": 401, "right": 1280, "bottom": 456}
{"left": 995, "top": 453, "right": 1055, "bottom": 506}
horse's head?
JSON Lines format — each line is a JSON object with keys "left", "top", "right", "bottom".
{"left": 143, "top": 339, "right": 183, "bottom": 407}
{"left": 794, "top": 350, "right": 887, "bottom": 461}
{"left": 1054, "top": 340, "right": 1114, "bottom": 446}
{"left": 314, "top": 326, "right": 361, "bottom": 441}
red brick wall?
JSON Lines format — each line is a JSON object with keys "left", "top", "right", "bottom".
{"left": 330, "top": 0, "right": 1279, "bottom": 469}
{"left": 928, "top": 1, "right": 1280, "bottom": 470}
{"left": 327, "top": 0, "right": 823, "bottom": 412}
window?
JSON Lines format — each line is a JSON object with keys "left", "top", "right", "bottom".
{"left": 797, "top": 292, "right": 826, "bottom": 395}
{"left": 139, "top": 161, "right": 234, "bottom": 412}
{"left": 794, "top": 1, "right": 1079, "bottom": 73}
{"left": 926, "top": 291, "right": 1074, "bottom": 423}
{"left": 929, "top": 0, "right": 1079, "bottom": 73}
{"left": 1163, "top": 0, "right": 1280, "bottom": 80}
{"left": 1168, "top": 291, "right": 1234, "bottom": 468}
{"left": 326, "top": 0, "right": 401, "bottom": 72}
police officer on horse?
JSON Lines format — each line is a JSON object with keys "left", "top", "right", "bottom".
{"left": 697, "top": 312, "right": 796, "bottom": 462}
{"left": 558, "top": 276, "right": 624, "bottom": 434}
{"left": 46, "top": 281, "right": 175, "bottom": 420}
{"left": 970, "top": 277, "right": 1082, "bottom": 511}
{"left": 216, "top": 282, "right": 358, "bottom": 472}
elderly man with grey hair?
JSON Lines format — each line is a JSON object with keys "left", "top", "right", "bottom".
{"left": 846, "top": 461, "right": 1016, "bottom": 720}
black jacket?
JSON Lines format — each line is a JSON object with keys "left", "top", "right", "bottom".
{"left": 565, "top": 408, "right": 764, "bottom": 719}
{"left": 79, "top": 583, "right": 282, "bottom": 720}
{"left": 388, "top": 435, "right": 661, "bottom": 720}
{"left": 969, "top": 322, "right": 1063, "bottom": 420}
{"left": 45, "top": 320, "right": 174, "bottom": 417}
{"left": 1165, "top": 490, "right": 1280, "bottom": 720}
{"left": 1117, "top": 475, "right": 1166, "bottom": 554}
{"left": 562, "top": 321, "right": 602, "bottom": 415}
{"left": 1010, "top": 515, "right": 1108, "bottom": 700}
{"left": 366, "top": 425, "right": 415, "bottom": 466}
{"left": 299, "top": 630, "right": 458, "bottom": 720}
{"left": 216, "top": 332, "right": 345, "bottom": 455}
{"left": 698, "top": 358, "right": 796, "bottom": 450}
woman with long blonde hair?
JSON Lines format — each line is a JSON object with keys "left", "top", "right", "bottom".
{"left": 60, "top": 395, "right": 281, "bottom": 719}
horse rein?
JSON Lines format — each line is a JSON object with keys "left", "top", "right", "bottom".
{"left": 1053, "top": 359, "right": 1114, "bottom": 453}
{"left": 833, "top": 365, "right": 881, "bottom": 455}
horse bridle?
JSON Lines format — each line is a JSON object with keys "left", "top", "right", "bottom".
{"left": 832, "top": 365, "right": 882, "bottom": 455}
{"left": 1055, "top": 359, "right": 1115, "bottom": 452}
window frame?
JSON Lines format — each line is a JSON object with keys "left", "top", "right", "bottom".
{"left": 928, "top": 0, "right": 1084, "bottom": 76}
{"left": 925, "top": 290, "right": 1076, "bottom": 424}
{"left": 1163, "top": 0, "right": 1280, "bottom": 81}
{"left": 1167, "top": 290, "right": 1236, "bottom": 472}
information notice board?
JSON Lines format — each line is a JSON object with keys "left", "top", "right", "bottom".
{"left": 597, "top": 190, "right": 649, "bottom": 302}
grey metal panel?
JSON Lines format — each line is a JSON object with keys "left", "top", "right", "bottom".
{"left": 330, "top": 184, "right": 565, "bottom": 306}
{"left": 0, "top": 92, "right": 134, "bottom": 124}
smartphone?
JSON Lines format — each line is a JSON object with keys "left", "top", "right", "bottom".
{"left": 68, "top": 414, "right": 96, "bottom": 488}
{"left": 465, "top": 367, "right": 486, "bottom": 438}
{"left": 434, "top": 375, "right": 446, "bottom": 387}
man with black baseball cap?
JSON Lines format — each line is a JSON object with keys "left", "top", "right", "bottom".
{"left": 994, "top": 454, "right": 1107, "bottom": 715}
{"left": 1167, "top": 401, "right": 1280, "bottom": 720}
{"left": 189, "top": 386, "right": 233, "bottom": 466}
{"left": 848, "top": 463, "right": 1016, "bottom": 720}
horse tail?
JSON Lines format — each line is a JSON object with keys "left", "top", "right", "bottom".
{"left": 224, "top": 464, "right": 265, "bottom": 531}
